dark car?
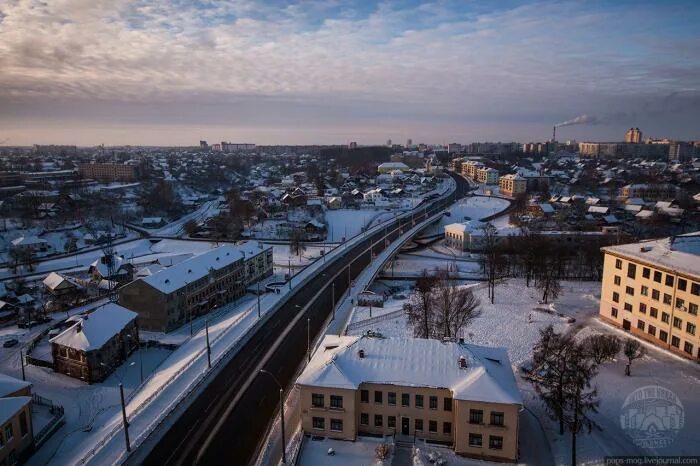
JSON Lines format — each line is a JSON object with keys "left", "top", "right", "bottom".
{"left": 3, "top": 338, "right": 19, "bottom": 348}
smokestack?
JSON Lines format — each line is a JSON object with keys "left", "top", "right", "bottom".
{"left": 552, "top": 126, "right": 556, "bottom": 142}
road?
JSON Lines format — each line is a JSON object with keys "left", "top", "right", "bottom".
{"left": 135, "top": 173, "right": 471, "bottom": 466}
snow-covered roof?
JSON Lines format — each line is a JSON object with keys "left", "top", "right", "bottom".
{"left": 378, "top": 162, "right": 409, "bottom": 171}
{"left": 602, "top": 231, "right": 700, "bottom": 277}
{"left": 539, "top": 203, "right": 554, "bottom": 213}
{"left": 0, "top": 396, "right": 31, "bottom": 425}
{"left": 0, "top": 372, "right": 31, "bottom": 398}
{"left": 43, "top": 272, "right": 81, "bottom": 291}
{"left": 298, "top": 336, "right": 522, "bottom": 406}
{"left": 50, "top": 303, "right": 137, "bottom": 351}
{"left": 11, "top": 236, "right": 48, "bottom": 246}
{"left": 587, "top": 205, "right": 609, "bottom": 214}
{"left": 142, "top": 242, "right": 270, "bottom": 294}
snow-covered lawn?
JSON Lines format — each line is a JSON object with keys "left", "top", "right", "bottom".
{"left": 418, "top": 196, "right": 510, "bottom": 237}
{"left": 298, "top": 435, "right": 392, "bottom": 466}
{"left": 325, "top": 209, "right": 399, "bottom": 242}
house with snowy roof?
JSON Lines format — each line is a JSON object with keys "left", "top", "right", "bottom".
{"left": 296, "top": 335, "right": 522, "bottom": 462}
{"left": 0, "top": 373, "right": 34, "bottom": 464}
{"left": 50, "top": 303, "right": 138, "bottom": 383}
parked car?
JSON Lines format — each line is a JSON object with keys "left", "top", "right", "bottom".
{"left": 3, "top": 338, "right": 19, "bottom": 348}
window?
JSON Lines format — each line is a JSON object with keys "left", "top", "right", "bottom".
{"left": 625, "top": 286, "right": 634, "bottom": 296}
{"left": 489, "top": 435, "right": 504, "bottom": 450}
{"left": 641, "top": 286, "right": 649, "bottom": 296}
{"left": 401, "top": 393, "right": 410, "bottom": 407}
{"left": 615, "top": 259, "right": 622, "bottom": 270}
{"left": 684, "top": 342, "right": 694, "bottom": 355}
{"left": 360, "top": 413, "right": 369, "bottom": 426}
{"left": 648, "top": 325, "right": 656, "bottom": 336}
{"left": 650, "top": 307, "right": 658, "bottom": 318}
{"left": 653, "top": 271, "right": 662, "bottom": 283}
{"left": 665, "top": 274, "right": 674, "bottom": 287}
{"left": 443, "top": 422, "right": 452, "bottom": 434}
{"left": 360, "top": 389, "right": 369, "bottom": 403}
{"left": 612, "top": 292, "right": 619, "bottom": 303}
{"left": 469, "top": 409, "right": 484, "bottom": 424}
{"left": 429, "top": 420, "right": 437, "bottom": 433}
{"left": 490, "top": 411, "right": 505, "bottom": 426}
{"left": 469, "top": 433, "right": 483, "bottom": 447}
{"left": 642, "top": 267, "right": 650, "bottom": 279}
{"left": 374, "top": 414, "right": 383, "bottom": 427}
{"left": 5, "top": 424, "right": 13, "bottom": 441}
{"left": 663, "top": 293, "right": 672, "bottom": 305}
{"left": 652, "top": 289, "right": 660, "bottom": 301}
{"left": 312, "top": 417, "right": 325, "bottom": 430}
{"left": 659, "top": 330, "right": 668, "bottom": 342}
{"left": 627, "top": 263, "right": 636, "bottom": 279}
{"left": 636, "top": 319, "right": 645, "bottom": 330}
{"left": 671, "top": 336, "right": 680, "bottom": 348}
{"left": 689, "top": 303, "right": 698, "bottom": 316}
{"left": 662, "top": 312, "right": 670, "bottom": 324}
{"left": 676, "top": 298, "right": 685, "bottom": 309}
{"left": 443, "top": 398, "right": 452, "bottom": 412}
{"left": 388, "top": 392, "right": 396, "bottom": 406}
{"left": 311, "top": 393, "right": 324, "bottom": 408}
{"left": 614, "top": 276, "right": 621, "bottom": 286}
{"left": 639, "top": 303, "right": 647, "bottom": 314}
{"left": 20, "top": 411, "right": 28, "bottom": 437}
{"left": 330, "top": 418, "right": 343, "bottom": 432}
{"left": 375, "top": 391, "right": 383, "bottom": 404}
{"left": 611, "top": 308, "right": 618, "bottom": 318}
{"left": 673, "top": 317, "right": 682, "bottom": 329}
{"left": 330, "top": 395, "right": 343, "bottom": 409}
{"left": 678, "top": 278, "right": 687, "bottom": 291}
{"left": 388, "top": 416, "right": 396, "bottom": 429}
{"left": 624, "top": 303, "right": 633, "bottom": 312}
{"left": 415, "top": 394, "right": 424, "bottom": 408}
{"left": 687, "top": 323, "right": 696, "bottom": 336}
{"left": 693, "top": 283, "right": 700, "bottom": 296}
{"left": 429, "top": 396, "right": 438, "bottom": 410}
{"left": 415, "top": 419, "right": 424, "bottom": 431}
{"left": 0, "top": 429, "right": 3, "bottom": 447}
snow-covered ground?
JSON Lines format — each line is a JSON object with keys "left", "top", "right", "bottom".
{"left": 298, "top": 435, "right": 393, "bottom": 466}
{"left": 418, "top": 195, "right": 510, "bottom": 237}
{"left": 325, "top": 209, "right": 399, "bottom": 242}
{"left": 148, "top": 200, "right": 220, "bottom": 237}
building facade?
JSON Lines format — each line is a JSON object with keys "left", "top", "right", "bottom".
{"left": 119, "top": 242, "right": 273, "bottom": 332}
{"left": 499, "top": 174, "right": 527, "bottom": 197}
{"left": 0, "top": 374, "right": 34, "bottom": 466}
{"left": 476, "top": 167, "right": 499, "bottom": 185}
{"left": 78, "top": 163, "right": 138, "bottom": 181}
{"left": 297, "top": 336, "right": 522, "bottom": 462}
{"left": 624, "top": 128, "right": 642, "bottom": 143}
{"left": 599, "top": 233, "right": 700, "bottom": 361}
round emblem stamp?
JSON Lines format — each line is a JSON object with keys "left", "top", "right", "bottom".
{"left": 619, "top": 385, "right": 684, "bottom": 449}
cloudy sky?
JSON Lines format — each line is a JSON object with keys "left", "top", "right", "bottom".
{"left": 1, "top": 0, "right": 699, "bottom": 146}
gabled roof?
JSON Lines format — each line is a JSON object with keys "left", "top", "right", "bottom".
{"left": 50, "top": 303, "right": 137, "bottom": 351}
{"left": 0, "top": 373, "right": 31, "bottom": 398}
{"left": 0, "top": 396, "right": 32, "bottom": 425}
{"left": 43, "top": 272, "right": 81, "bottom": 291}
{"left": 297, "top": 336, "right": 522, "bottom": 405}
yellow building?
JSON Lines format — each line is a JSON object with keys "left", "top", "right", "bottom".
{"left": 599, "top": 232, "right": 700, "bottom": 360}
{"left": 297, "top": 335, "right": 522, "bottom": 462}
{"left": 477, "top": 167, "right": 499, "bottom": 185}
{"left": 499, "top": 174, "right": 527, "bottom": 197}
{"left": 0, "top": 373, "right": 34, "bottom": 465}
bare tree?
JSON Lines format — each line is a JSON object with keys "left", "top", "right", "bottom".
{"left": 432, "top": 274, "right": 481, "bottom": 340}
{"left": 583, "top": 334, "right": 621, "bottom": 365}
{"left": 289, "top": 228, "right": 305, "bottom": 257}
{"left": 563, "top": 344, "right": 600, "bottom": 466}
{"left": 536, "top": 261, "right": 561, "bottom": 304}
{"left": 403, "top": 272, "right": 437, "bottom": 338}
{"left": 623, "top": 338, "right": 646, "bottom": 376}
{"left": 480, "top": 222, "right": 503, "bottom": 304}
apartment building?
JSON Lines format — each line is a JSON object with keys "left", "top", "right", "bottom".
{"left": 119, "top": 242, "right": 273, "bottom": 332}
{"left": 462, "top": 161, "right": 483, "bottom": 181}
{"left": 476, "top": 167, "right": 499, "bottom": 185}
{"left": 599, "top": 232, "right": 700, "bottom": 360}
{"left": 297, "top": 335, "right": 522, "bottom": 462}
{"left": 450, "top": 158, "right": 465, "bottom": 173}
{"left": 621, "top": 183, "right": 678, "bottom": 201}
{"left": 624, "top": 127, "right": 642, "bottom": 143}
{"left": 498, "top": 174, "right": 527, "bottom": 197}
{"left": 78, "top": 162, "right": 139, "bottom": 181}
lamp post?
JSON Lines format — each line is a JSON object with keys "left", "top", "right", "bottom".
{"left": 20, "top": 350, "right": 25, "bottom": 381}
{"left": 332, "top": 282, "right": 336, "bottom": 321}
{"left": 119, "top": 383, "right": 131, "bottom": 452}
{"left": 258, "top": 370, "right": 286, "bottom": 464}
{"left": 257, "top": 281, "right": 261, "bottom": 318}
{"left": 205, "top": 318, "right": 211, "bottom": 369}
{"left": 307, "top": 315, "right": 311, "bottom": 362}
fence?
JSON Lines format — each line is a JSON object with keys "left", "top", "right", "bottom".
{"left": 345, "top": 309, "right": 406, "bottom": 333}
{"left": 32, "top": 394, "right": 65, "bottom": 448}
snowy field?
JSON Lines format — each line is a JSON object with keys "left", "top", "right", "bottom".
{"left": 418, "top": 196, "right": 510, "bottom": 237}
{"left": 298, "top": 435, "right": 392, "bottom": 466}
{"left": 325, "top": 209, "right": 398, "bottom": 242}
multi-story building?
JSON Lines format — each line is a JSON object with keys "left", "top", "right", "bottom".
{"left": 463, "top": 161, "right": 483, "bottom": 181}
{"left": 50, "top": 303, "right": 139, "bottom": 383}
{"left": 599, "top": 232, "right": 700, "bottom": 361}
{"left": 0, "top": 373, "right": 34, "bottom": 465}
{"left": 620, "top": 183, "right": 678, "bottom": 200}
{"left": 499, "top": 174, "right": 527, "bottom": 197}
{"left": 119, "top": 242, "right": 273, "bottom": 332}
{"left": 450, "top": 158, "right": 465, "bottom": 173}
{"left": 578, "top": 142, "right": 668, "bottom": 159}
{"left": 476, "top": 167, "right": 499, "bottom": 185}
{"left": 78, "top": 162, "right": 139, "bottom": 181}
{"left": 624, "top": 128, "right": 642, "bottom": 143}
{"left": 297, "top": 335, "right": 522, "bottom": 462}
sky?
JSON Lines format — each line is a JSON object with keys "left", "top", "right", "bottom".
{"left": 0, "top": 0, "right": 699, "bottom": 146}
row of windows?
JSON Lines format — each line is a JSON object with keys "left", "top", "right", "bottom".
{"left": 632, "top": 318, "right": 699, "bottom": 357}
{"left": 360, "top": 414, "right": 452, "bottom": 434}
{"left": 0, "top": 411, "right": 28, "bottom": 448}
{"left": 469, "top": 409, "right": 505, "bottom": 426}
{"left": 311, "top": 393, "right": 344, "bottom": 409}
{"left": 469, "top": 433, "right": 504, "bottom": 450}
{"left": 613, "top": 259, "right": 700, "bottom": 295}
{"left": 360, "top": 390, "right": 452, "bottom": 411}
{"left": 312, "top": 417, "right": 343, "bottom": 432}
{"left": 614, "top": 299, "right": 697, "bottom": 337}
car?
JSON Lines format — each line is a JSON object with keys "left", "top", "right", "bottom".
{"left": 3, "top": 338, "right": 19, "bottom": 348}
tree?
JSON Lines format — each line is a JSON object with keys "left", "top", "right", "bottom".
{"left": 403, "top": 271, "right": 437, "bottom": 338}
{"left": 536, "top": 260, "right": 562, "bottom": 304}
{"left": 623, "top": 338, "right": 646, "bottom": 376}
{"left": 432, "top": 275, "right": 481, "bottom": 340}
{"left": 183, "top": 220, "right": 198, "bottom": 236}
{"left": 480, "top": 222, "right": 504, "bottom": 304}
{"left": 583, "top": 334, "right": 621, "bottom": 365}
{"left": 289, "top": 228, "right": 305, "bottom": 257}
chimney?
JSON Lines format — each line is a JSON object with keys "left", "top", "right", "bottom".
{"left": 459, "top": 356, "right": 467, "bottom": 368}
{"left": 358, "top": 349, "right": 365, "bottom": 359}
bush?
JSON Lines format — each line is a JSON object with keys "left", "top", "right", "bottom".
{"left": 375, "top": 443, "right": 391, "bottom": 460}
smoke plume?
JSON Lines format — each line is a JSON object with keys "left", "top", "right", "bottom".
{"left": 555, "top": 114, "right": 599, "bottom": 127}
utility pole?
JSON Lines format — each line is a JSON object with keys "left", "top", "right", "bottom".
{"left": 288, "top": 258, "right": 292, "bottom": 290}
{"left": 205, "top": 319, "right": 211, "bottom": 369}
{"left": 307, "top": 316, "right": 311, "bottom": 362}
{"left": 119, "top": 383, "right": 131, "bottom": 452}
{"left": 331, "top": 282, "right": 336, "bottom": 321}
{"left": 20, "top": 350, "right": 25, "bottom": 381}
{"left": 257, "top": 281, "right": 261, "bottom": 318}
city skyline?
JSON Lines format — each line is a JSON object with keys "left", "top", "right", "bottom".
{"left": 1, "top": 0, "right": 700, "bottom": 145}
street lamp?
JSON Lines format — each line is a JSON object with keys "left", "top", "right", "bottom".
{"left": 258, "top": 370, "right": 287, "bottom": 464}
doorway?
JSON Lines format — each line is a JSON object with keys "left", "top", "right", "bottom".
{"left": 401, "top": 417, "right": 410, "bottom": 435}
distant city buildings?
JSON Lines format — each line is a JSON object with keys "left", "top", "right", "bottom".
{"left": 78, "top": 162, "right": 139, "bottom": 181}
{"left": 624, "top": 127, "right": 642, "bottom": 143}
{"left": 217, "top": 142, "right": 256, "bottom": 152}
{"left": 578, "top": 142, "right": 669, "bottom": 159}
{"left": 348, "top": 141, "right": 358, "bottom": 149}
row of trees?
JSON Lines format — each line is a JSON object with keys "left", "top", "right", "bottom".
{"left": 532, "top": 327, "right": 646, "bottom": 465}
{"left": 403, "top": 272, "right": 481, "bottom": 340}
